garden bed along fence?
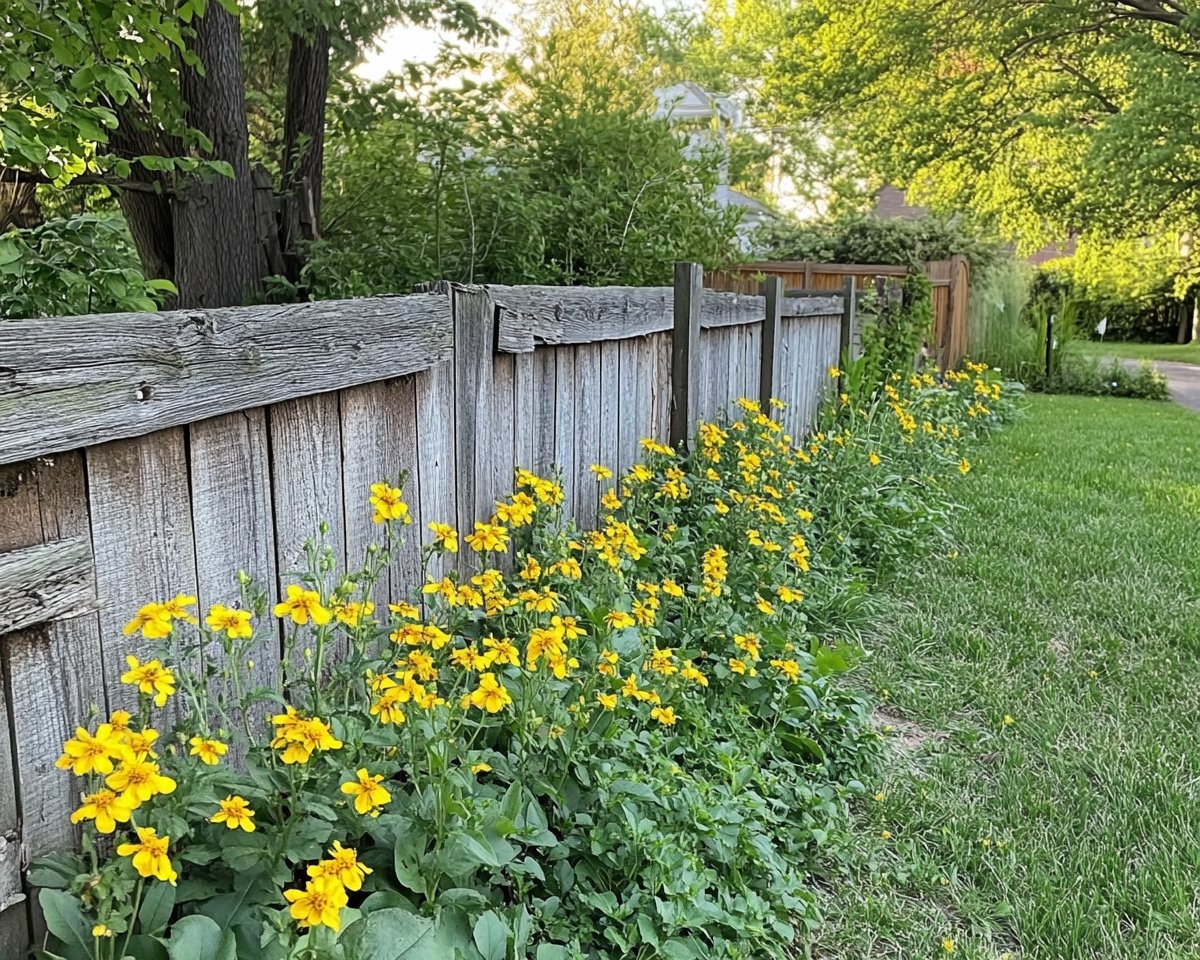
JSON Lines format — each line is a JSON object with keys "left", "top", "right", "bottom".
{"left": 0, "top": 265, "right": 857, "bottom": 950}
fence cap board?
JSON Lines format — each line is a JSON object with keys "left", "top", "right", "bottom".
{"left": 0, "top": 294, "right": 453, "bottom": 466}
{"left": 487, "top": 285, "right": 844, "bottom": 351}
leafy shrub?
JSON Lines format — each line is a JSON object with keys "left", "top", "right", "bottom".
{"left": 755, "top": 214, "right": 1005, "bottom": 272}
{"left": 857, "top": 272, "right": 933, "bottom": 384}
{"left": 33, "top": 371, "right": 1017, "bottom": 960}
{"left": 0, "top": 216, "right": 175, "bottom": 319}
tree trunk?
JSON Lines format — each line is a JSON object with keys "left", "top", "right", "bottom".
{"left": 108, "top": 109, "right": 178, "bottom": 295}
{"left": 280, "top": 26, "right": 330, "bottom": 280}
{"left": 174, "top": 1, "right": 262, "bottom": 308}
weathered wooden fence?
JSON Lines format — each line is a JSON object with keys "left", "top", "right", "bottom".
{"left": 0, "top": 266, "right": 855, "bottom": 952}
{"left": 707, "top": 256, "right": 971, "bottom": 371}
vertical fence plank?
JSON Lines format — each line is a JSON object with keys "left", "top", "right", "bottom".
{"left": 0, "top": 646, "right": 26, "bottom": 959}
{"left": 616, "top": 337, "right": 640, "bottom": 477}
{"left": 415, "top": 359, "right": 457, "bottom": 579}
{"left": 388, "top": 377, "right": 424, "bottom": 601}
{"left": 88, "top": 430, "right": 199, "bottom": 712}
{"left": 726, "top": 324, "right": 743, "bottom": 411}
{"left": 670, "top": 262, "right": 703, "bottom": 450}
{"left": 573, "top": 344, "right": 602, "bottom": 525}
{"left": 532, "top": 348, "right": 557, "bottom": 478}
{"left": 743, "top": 321, "right": 762, "bottom": 405}
{"left": 454, "top": 287, "right": 496, "bottom": 543}
{"left": 513, "top": 353, "right": 536, "bottom": 472}
{"left": 553, "top": 347, "right": 576, "bottom": 521}
{"left": 189, "top": 409, "right": 281, "bottom": 701}
{"left": 491, "top": 353, "right": 517, "bottom": 505}
{"left": 598, "top": 341, "right": 621, "bottom": 481}
{"left": 760, "top": 278, "right": 782, "bottom": 413}
{"left": 270, "top": 393, "right": 347, "bottom": 580}
{"left": 653, "top": 332, "right": 673, "bottom": 444}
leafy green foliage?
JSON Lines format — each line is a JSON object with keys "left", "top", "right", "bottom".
{"left": 0, "top": 216, "right": 176, "bottom": 318}
{"left": 756, "top": 214, "right": 1004, "bottom": 272}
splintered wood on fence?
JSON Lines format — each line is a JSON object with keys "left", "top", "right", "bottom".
{"left": 0, "top": 269, "right": 851, "bottom": 942}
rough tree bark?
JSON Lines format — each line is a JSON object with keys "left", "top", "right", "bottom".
{"left": 174, "top": 1, "right": 263, "bottom": 308}
{"left": 108, "top": 110, "right": 179, "bottom": 293}
{"left": 280, "top": 25, "right": 331, "bottom": 280}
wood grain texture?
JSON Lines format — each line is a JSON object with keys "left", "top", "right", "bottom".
{"left": 487, "top": 283, "right": 798, "bottom": 348}
{"left": 188, "top": 408, "right": 282, "bottom": 702}
{"left": 553, "top": 347, "right": 576, "bottom": 520}
{"left": 573, "top": 345, "right": 602, "bottom": 526}
{"left": 0, "top": 623, "right": 26, "bottom": 958}
{"left": 597, "top": 341, "right": 621, "bottom": 485}
{"left": 0, "top": 453, "right": 105, "bottom": 891}
{"left": 490, "top": 353, "right": 517, "bottom": 506}
{"left": 1, "top": 294, "right": 454, "bottom": 466}
{"left": 616, "top": 337, "right": 639, "bottom": 478}
{"left": 453, "top": 287, "right": 496, "bottom": 551}
{"left": 669, "top": 264, "right": 703, "bottom": 449}
{"left": 414, "top": 360, "right": 456, "bottom": 580}
{"left": 87, "top": 430, "right": 199, "bottom": 712}
{"left": 512, "top": 353, "right": 536, "bottom": 473}
{"left": 0, "top": 538, "right": 94, "bottom": 634}
{"left": 339, "top": 381, "right": 410, "bottom": 609}
{"left": 532, "top": 348, "right": 557, "bottom": 478}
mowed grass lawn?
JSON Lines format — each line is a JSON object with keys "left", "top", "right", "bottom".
{"left": 1073, "top": 339, "right": 1200, "bottom": 366}
{"left": 821, "top": 394, "right": 1200, "bottom": 960}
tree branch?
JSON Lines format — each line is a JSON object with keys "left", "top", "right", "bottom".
{"left": 0, "top": 166, "right": 171, "bottom": 195}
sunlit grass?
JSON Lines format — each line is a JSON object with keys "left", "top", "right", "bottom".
{"left": 822, "top": 394, "right": 1200, "bottom": 960}
{"left": 1073, "top": 339, "right": 1200, "bottom": 366}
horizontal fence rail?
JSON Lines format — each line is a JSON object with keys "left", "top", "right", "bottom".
{"left": 0, "top": 266, "right": 854, "bottom": 949}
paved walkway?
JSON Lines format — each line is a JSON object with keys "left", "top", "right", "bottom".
{"left": 1116, "top": 358, "right": 1200, "bottom": 412}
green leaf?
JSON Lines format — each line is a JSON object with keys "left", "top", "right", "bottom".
{"left": 472, "top": 910, "right": 508, "bottom": 960}
{"left": 139, "top": 881, "right": 176, "bottom": 937}
{"left": 341, "top": 907, "right": 440, "bottom": 959}
{"left": 535, "top": 946, "right": 568, "bottom": 960}
{"left": 38, "top": 889, "right": 92, "bottom": 959}
{"left": 165, "top": 915, "right": 236, "bottom": 960}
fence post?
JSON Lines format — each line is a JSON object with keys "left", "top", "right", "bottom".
{"left": 670, "top": 262, "right": 703, "bottom": 450}
{"left": 451, "top": 284, "right": 496, "bottom": 573}
{"left": 759, "top": 277, "right": 782, "bottom": 414}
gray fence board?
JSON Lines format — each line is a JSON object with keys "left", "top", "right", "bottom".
{"left": 0, "top": 295, "right": 453, "bottom": 467}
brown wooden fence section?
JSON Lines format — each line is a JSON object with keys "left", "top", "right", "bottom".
{"left": 0, "top": 269, "right": 855, "bottom": 952}
{"left": 707, "top": 256, "right": 971, "bottom": 371}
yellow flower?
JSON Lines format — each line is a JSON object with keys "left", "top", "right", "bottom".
{"left": 470, "top": 762, "right": 493, "bottom": 775}
{"left": 106, "top": 759, "right": 177, "bottom": 807}
{"left": 600, "top": 490, "right": 623, "bottom": 511}
{"left": 777, "top": 585, "right": 804, "bottom": 604}
{"left": 604, "top": 610, "right": 635, "bottom": 630}
{"left": 1003, "top": 714, "right": 1015, "bottom": 726}
{"left": 92, "top": 924, "right": 114, "bottom": 938}
{"left": 188, "top": 736, "right": 228, "bottom": 766}
{"left": 868, "top": 452, "right": 881, "bottom": 467}
{"left": 733, "top": 633, "right": 761, "bottom": 661}
{"left": 270, "top": 708, "right": 342, "bottom": 764}
{"left": 70, "top": 789, "right": 133, "bottom": 834}
{"left": 650, "top": 706, "right": 676, "bottom": 726}
{"left": 205, "top": 604, "right": 253, "bottom": 640}
{"left": 769, "top": 658, "right": 802, "bottom": 683}
{"left": 482, "top": 635, "right": 521, "bottom": 667}
{"left": 388, "top": 601, "right": 420, "bottom": 620}
{"left": 589, "top": 464, "right": 613, "bottom": 480}
{"left": 428, "top": 522, "right": 459, "bottom": 552}
{"left": 120, "top": 657, "right": 177, "bottom": 707}
{"left": 465, "top": 520, "right": 510, "bottom": 553}
{"left": 211, "top": 795, "right": 256, "bottom": 832}
{"left": 462, "top": 673, "right": 512, "bottom": 713}
{"left": 881, "top": 830, "right": 892, "bottom": 840}
{"left": 284, "top": 875, "right": 348, "bottom": 931}
{"left": 273, "top": 585, "right": 332, "bottom": 626}
{"left": 340, "top": 769, "right": 392, "bottom": 817}
{"left": 727, "top": 658, "right": 749, "bottom": 675}
{"left": 596, "top": 693, "right": 618, "bottom": 711}
{"left": 55, "top": 724, "right": 124, "bottom": 776}
{"left": 123, "top": 603, "right": 173, "bottom": 639}
{"left": 332, "top": 599, "right": 374, "bottom": 628}
{"left": 959, "top": 458, "right": 972, "bottom": 475}
{"left": 828, "top": 366, "right": 842, "bottom": 378}
{"left": 661, "top": 579, "right": 684, "bottom": 598}
{"left": 309, "top": 841, "right": 373, "bottom": 891}
{"left": 755, "top": 594, "right": 776, "bottom": 616}
{"left": 369, "top": 482, "right": 411, "bottom": 524}
{"left": 161, "top": 594, "right": 197, "bottom": 622}
{"left": 942, "top": 938, "right": 956, "bottom": 954}
{"left": 117, "top": 827, "right": 177, "bottom": 884}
